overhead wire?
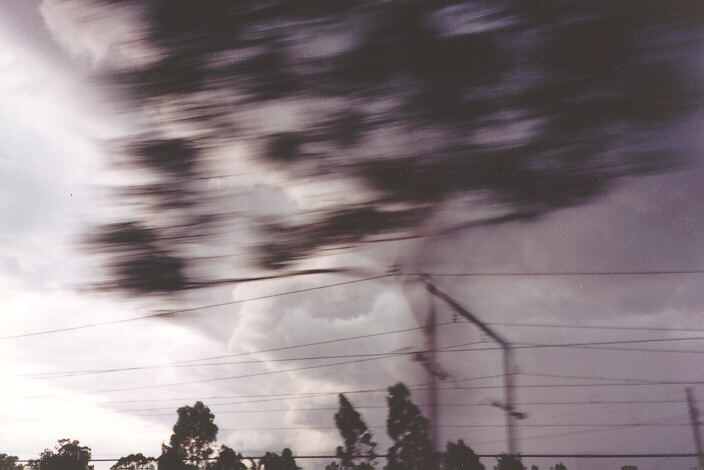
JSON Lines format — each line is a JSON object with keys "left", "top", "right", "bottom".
{"left": 28, "top": 348, "right": 507, "bottom": 399}
{"left": 11, "top": 453, "right": 704, "bottom": 463}
{"left": 486, "top": 320, "right": 704, "bottom": 333}
{"left": 4, "top": 323, "right": 467, "bottom": 381}
{"left": 470, "top": 411, "right": 694, "bottom": 447}
{"left": 6, "top": 269, "right": 704, "bottom": 341}
{"left": 219, "top": 421, "right": 692, "bottom": 432}
{"left": 11, "top": 335, "right": 704, "bottom": 384}
{"left": 0, "top": 273, "right": 392, "bottom": 341}
{"left": 426, "top": 270, "right": 704, "bottom": 277}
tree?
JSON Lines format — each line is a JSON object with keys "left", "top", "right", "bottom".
{"left": 620, "top": 467, "right": 637, "bottom": 470}
{"left": 334, "top": 394, "right": 377, "bottom": 470}
{"left": 158, "top": 402, "right": 218, "bottom": 470}
{"left": 257, "top": 452, "right": 279, "bottom": 470}
{"left": 212, "top": 446, "right": 246, "bottom": 470}
{"left": 385, "top": 383, "right": 438, "bottom": 470}
{"left": 550, "top": 465, "right": 566, "bottom": 470}
{"left": 78, "top": 0, "right": 703, "bottom": 296}
{"left": 156, "top": 447, "right": 186, "bottom": 470}
{"left": 494, "top": 455, "right": 524, "bottom": 470}
{"left": 443, "top": 440, "right": 484, "bottom": 470}
{"left": 257, "top": 449, "right": 299, "bottom": 470}
{"left": 28, "top": 439, "right": 93, "bottom": 470}
{"left": 112, "top": 454, "right": 155, "bottom": 470}
{"left": 0, "top": 454, "right": 22, "bottom": 470}
{"left": 279, "top": 450, "right": 299, "bottom": 470}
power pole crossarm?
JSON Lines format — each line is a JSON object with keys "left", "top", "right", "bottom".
{"left": 424, "top": 281, "right": 508, "bottom": 347}
{"left": 423, "top": 280, "right": 519, "bottom": 457}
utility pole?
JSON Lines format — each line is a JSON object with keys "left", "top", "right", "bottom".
{"left": 687, "top": 387, "right": 704, "bottom": 470}
{"left": 425, "top": 298, "right": 439, "bottom": 452}
{"left": 424, "top": 279, "right": 521, "bottom": 457}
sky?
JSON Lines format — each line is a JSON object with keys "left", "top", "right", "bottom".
{"left": 1, "top": 2, "right": 704, "bottom": 470}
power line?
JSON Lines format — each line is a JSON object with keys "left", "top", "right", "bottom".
{"left": 97, "top": 384, "right": 704, "bottom": 411}
{"left": 12, "top": 453, "right": 704, "bottom": 463}
{"left": 26, "top": 355, "right": 704, "bottom": 400}
{"left": 0, "top": 274, "right": 392, "bottom": 340}
{"left": 520, "top": 372, "right": 671, "bottom": 384}
{"left": 27, "top": 355, "right": 414, "bottom": 398}
{"left": 429, "top": 336, "right": 704, "bottom": 354}
{"left": 52, "top": 374, "right": 495, "bottom": 405}
{"left": 483, "top": 335, "right": 704, "bottom": 350}
{"left": 524, "top": 389, "right": 684, "bottom": 429}
{"left": 487, "top": 320, "right": 704, "bottom": 333}
{"left": 111, "top": 396, "right": 693, "bottom": 415}
{"left": 15, "top": 333, "right": 704, "bottom": 385}
{"left": 427, "top": 270, "right": 704, "bottom": 277}
{"left": 473, "top": 420, "right": 688, "bottom": 447}
{"left": 30, "top": 354, "right": 503, "bottom": 399}
{"left": 441, "top": 382, "right": 704, "bottom": 390}
{"left": 548, "top": 344, "right": 704, "bottom": 354}
{"left": 218, "top": 423, "right": 692, "bottom": 432}
{"left": 469, "top": 410, "right": 693, "bottom": 446}
{"left": 115, "top": 380, "right": 693, "bottom": 415}
{"left": 17, "top": 340, "right": 704, "bottom": 384}
{"left": 7, "top": 341, "right": 491, "bottom": 385}
{"left": 109, "top": 376, "right": 500, "bottom": 412}
{"left": 7, "top": 268, "right": 704, "bottom": 341}
{"left": 28, "top": 329, "right": 704, "bottom": 383}
{"left": 124, "top": 399, "right": 690, "bottom": 416}
{"left": 6, "top": 325, "right": 466, "bottom": 381}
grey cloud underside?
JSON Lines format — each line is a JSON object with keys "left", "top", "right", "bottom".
{"left": 74, "top": 0, "right": 704, "bottom": 294}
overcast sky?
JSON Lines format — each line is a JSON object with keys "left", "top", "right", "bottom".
{"left": 1, "top": 2, "right": 704, "bottom": 470}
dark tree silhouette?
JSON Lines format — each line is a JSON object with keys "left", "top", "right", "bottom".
{"left": 111, "top": 454, "right": 156, "bottom": 470}
{"left": 334, "top": 394, "right": 377, "bottom": 470}
{"left": 494, "top": 455, "right": 524, "bottom": 470}
{"left": 257, "top": 449, "right": 300, "bottom": 470}
{"left": 158, "top": 402, "right": 218, "bottom": 470}
{"left": 0, "top": 454, "right": 22, "bottom": 470}
{"left": 385, "top": 383, "right": 438, "bottom": 470}
{"left": 79, "top": 0, "right": 703, "bottom": 295}
{"left": 28, "top": 440, "right": 93, "bottom": 470}
{"left": 550, "top": 464, "right": 567, "bottom": 470}
{"left": 279, "top": 449, "right": 299, "bottom": 470}
{"left": 443, "top": 440, "right": 484, "bottom": 470}
{"left": 257, "top": 452, "right": 279, "bottom": 470}
{"left": 212, "top": 446, "right": 246, "bottom": 470}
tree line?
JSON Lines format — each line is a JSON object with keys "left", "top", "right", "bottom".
{"left": 0, "top": 383, "right": 637, "bottom": 470}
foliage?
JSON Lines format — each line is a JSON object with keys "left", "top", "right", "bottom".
{"left": 385, "top": 383, "right": 438, "bottom": 470}
{"left": 257, "top": 449, "right": 299, "bottom": 470}
{"left": 620, "top": 467, "right": 637, "bottom": 470}
{"left": 212, "top": 447, "right": 246, "bottom": 470}
{"left": 494, "top": 455, "right": 524, "bottom": 470}
{"left": 158, "top": 402, "right": 218, "bottom": 470}
{"left": 112, "top": 454, "right": 155, "bottom": 470}
{"left": 79, "top": 0, "right": 704, "bottom": 295}
{"left": 28, "top": 440, "right": 93, "bottom": 470}
{"left": 334, "top": 394, "right": 377, "bottom": 470}
{"left": 443, "top": 440, "right": 484, "bottom": 470}
{"left": 550, "top": 464, "right": 566, "bottom": 470}
{"left": 0, "top": 454, "right": 22, "bottom": 470}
